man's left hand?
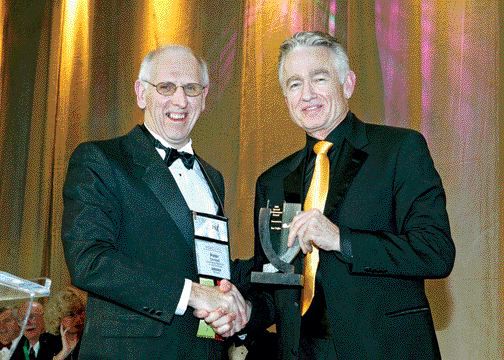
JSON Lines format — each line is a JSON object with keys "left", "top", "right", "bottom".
{"left": 287, "top": 209, "right": 341, "bottom": 253}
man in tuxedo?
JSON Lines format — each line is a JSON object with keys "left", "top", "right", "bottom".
{"left": 245, "top": 31, "right": 455, "bottom": 359}
{"left": 62, "top": 45, "right": 247, "bottom": 359}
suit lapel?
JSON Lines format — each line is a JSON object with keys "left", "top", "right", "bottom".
{"left": 196, "top": 156, "right": 225, "bottom": 216}
{"left": 325, "top": 115, "right": 369, "bottom": 219}
{"left": 283, "top": 150, "right": 305, "bottom": 204}
{"left": 124, "top": 126, "right": 194, "bottom": 247}
{"left": 325, "top": 142, "right": 367, "bottom": 218}
{"left": 142, "top": 165, "right": 194, "bottom": 246}
{"left": 281, "top": 115, "right": 369, "bottom": 219}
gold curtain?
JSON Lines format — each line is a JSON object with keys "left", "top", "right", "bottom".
{"left": 373, "top": 1, "right": 501, "bottom": 357}
{"left": 0, "top": 1, "right": 55, "bottom": 284}
{"left": 0, "top": 0, "right": 502, "bottom": 358}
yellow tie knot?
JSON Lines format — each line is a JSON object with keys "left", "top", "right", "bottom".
{"left": 313, "top": 140, "right": 333, "bottom": 155}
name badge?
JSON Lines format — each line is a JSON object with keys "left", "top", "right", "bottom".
{"left": 193, "top": 212, "right": 230, "bottom": 279}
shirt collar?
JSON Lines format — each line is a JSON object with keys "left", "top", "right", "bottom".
{"left": 32, "top": 341, "right": 40, "bottom": 355}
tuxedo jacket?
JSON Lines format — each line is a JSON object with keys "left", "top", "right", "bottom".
{"left": 248, "top": 113, "right": 455, "bottom": 359}
{"left": 62, "top": 126, "right": 227, "bottom": 359}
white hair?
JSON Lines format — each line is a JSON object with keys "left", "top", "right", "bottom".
{"left": 278, "top": 31, "right": 350, "bottom": 87}
{"left": 138, "top": 45, "right": 209, "bottom": 86}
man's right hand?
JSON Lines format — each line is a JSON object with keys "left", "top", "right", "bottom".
{"left": 189, "top": 280, "right": 250, "bottom": 337}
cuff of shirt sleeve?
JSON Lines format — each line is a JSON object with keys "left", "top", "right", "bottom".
{"left": 175, "top": 279, "right": 192, "bottom": 315}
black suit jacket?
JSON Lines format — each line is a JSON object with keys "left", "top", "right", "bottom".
{"left": 62, "top": 126, "right": 227, "bottom": 359}
{"left": 249, "top": 113, "right": 455, "bottom": 359}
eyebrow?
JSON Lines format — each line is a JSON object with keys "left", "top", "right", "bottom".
{"left": 285, "top": 75, "right": 302, "bottom": 86}
{"left": 310, "top": 68, "right": 331, "bottom": 77}
{"left": 285, "top": 68, "right": 331, "bottom": 86}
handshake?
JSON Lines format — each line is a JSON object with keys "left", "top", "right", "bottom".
{"left": 188, "top": 279, "right": 251, "bottom": 337}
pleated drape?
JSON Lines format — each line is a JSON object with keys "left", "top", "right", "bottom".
{"left": 0, "top": 1, "right": 501, "bottom": 358}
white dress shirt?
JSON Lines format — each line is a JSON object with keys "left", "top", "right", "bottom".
{"left": 31, "top": 341, "right": 40, "bottom": 357}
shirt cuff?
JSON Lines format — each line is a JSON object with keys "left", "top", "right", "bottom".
{"left": 175, "top": 279, "right": 192, "bottom": 315}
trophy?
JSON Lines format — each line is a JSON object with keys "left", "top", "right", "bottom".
{"left": 251, "top": 202, "right": 304, "bottom": 286}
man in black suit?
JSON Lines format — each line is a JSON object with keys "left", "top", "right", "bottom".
{"left": 62, "top": 45, "right": 248, "bottom": 359}
{"left": 244, "top": 31, "right": 455, "bottom": 359}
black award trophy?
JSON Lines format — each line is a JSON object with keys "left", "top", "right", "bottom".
{"left": 251, "top": 202, "right": 304, "bottom": 286}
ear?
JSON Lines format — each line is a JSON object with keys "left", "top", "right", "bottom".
{"left": 200, "top": 85, "right": 209, "bottom": 111}
{"left": 343, "top": 70, "right": 356, "bottom": 99}
{"left": 134, "top": 80, "right": 147, "bottom": 109}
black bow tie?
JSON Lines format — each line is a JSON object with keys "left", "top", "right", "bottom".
{"left": 153, "top": 139, "right": 195, "bottom": 169}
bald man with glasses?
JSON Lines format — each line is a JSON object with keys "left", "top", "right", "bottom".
{"left": 62, "top": 45, "right": 249, "bottom": 359}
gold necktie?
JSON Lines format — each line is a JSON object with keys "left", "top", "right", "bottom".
{"left": 301, "top": 140, "right": 333, "bottom": 316}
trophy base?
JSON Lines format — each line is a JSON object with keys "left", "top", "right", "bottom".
{"left": 251, "top": 271, "right": 304, "bottom": 286}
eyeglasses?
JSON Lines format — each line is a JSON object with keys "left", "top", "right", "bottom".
{"left": 142, "top": 80, "right": 206, "bottom": 97}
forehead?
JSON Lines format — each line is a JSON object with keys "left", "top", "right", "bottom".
{"left": 150, "top": 50, "right": 201, "bottom": 83}
{"left": 282, "top": 46, "right": 335, "bottom": 79}
{"left": 25, "top": 304, "right": 43, "bottom": 316}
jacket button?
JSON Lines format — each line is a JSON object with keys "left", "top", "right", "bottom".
{"left": 149, "top": 309, "right": 156, "bottom": 314}
{"left": 293, "top": 302, "right": 299, "bottom": 307}
{"left": 155, "top": 310, "right": 162, "bottom": 316}
{"left": 364, "top": 267, "right": 371, "bottom": 272}
{"left": 142, "top": 307, "right": 149, "bottom": 312}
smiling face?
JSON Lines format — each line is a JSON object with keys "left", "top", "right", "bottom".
{"left": 135, "top": 48, "right": 208, "bottom": 149}
{"left": 281, "top": 46, "right": 355, "bottom": 139}
{"left": 18, "top": 302, "right": 45, "bottom": 344}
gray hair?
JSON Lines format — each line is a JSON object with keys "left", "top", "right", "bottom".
{"left": 278, "top": 31, "right": 350, "bottom": 87}
{"left": 138, "top": 45, "right": 209, "bottom": 87}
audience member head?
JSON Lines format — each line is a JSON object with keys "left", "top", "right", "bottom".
{"left": 44, "top": 288, "right": 85, "bottom": 343}
{"left": 0, "top": 307, "right": 19, "bottom": 347}
{"left": 16, "top": 301, "right": 45, "bottom": 346}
